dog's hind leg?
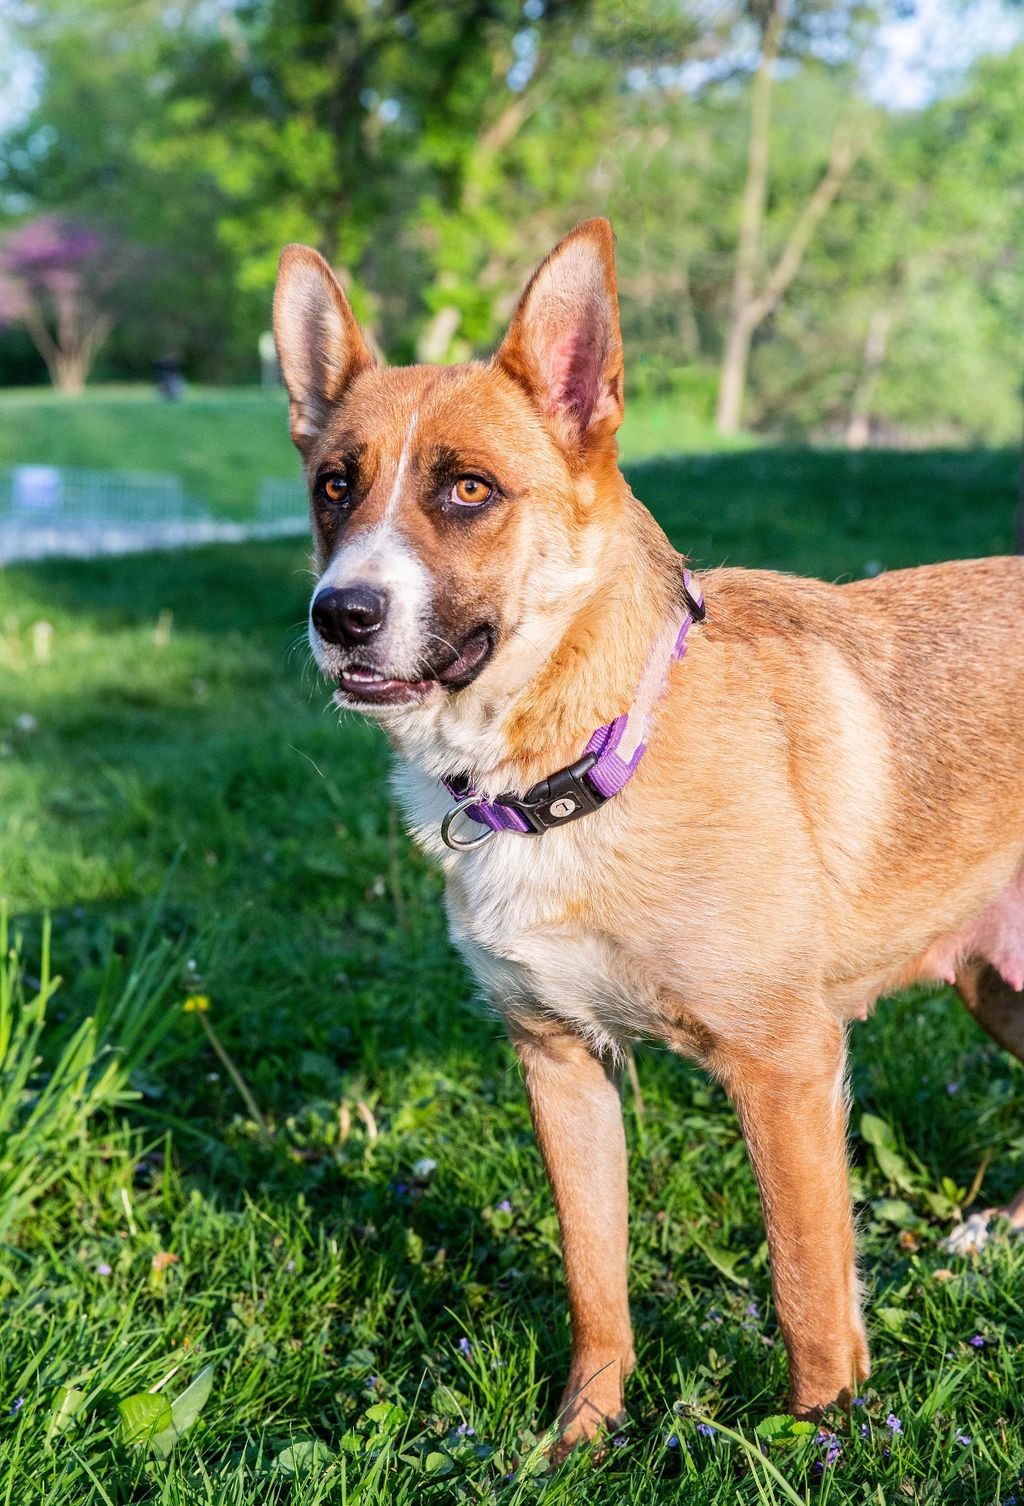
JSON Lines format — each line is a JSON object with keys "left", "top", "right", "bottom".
{"left": 946, "top": 960, "right": 1024, "bottom": 1254}
{"left": 717, "top": 1018, "right": 869, "bottom": 1418}
{"left": 955, "top": 958, "right": 1024, "bottom": 1060}
{"left": 510, "top": 1024, "right": 634, "bottom": 1455}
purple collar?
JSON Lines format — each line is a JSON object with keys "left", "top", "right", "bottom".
{"left": 440, "top": 570, "right": 704, "bottom": 850}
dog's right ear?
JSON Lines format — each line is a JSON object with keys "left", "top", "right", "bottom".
{"left": 273, "top": 245, "right": 375, "bottom": 454}
{"left": 494, "top": 218, "right": 624, "bottom": 454}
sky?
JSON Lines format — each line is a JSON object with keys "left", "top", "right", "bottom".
{"left": 865, "top": 0, "right": 1024, "bottom": 107}
{"left": 0, "top": 11, "right": 38, "bottom": 139}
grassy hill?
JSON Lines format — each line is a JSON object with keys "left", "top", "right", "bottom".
{"left": 0, "top": 382, "right": 746, "bottom": 518}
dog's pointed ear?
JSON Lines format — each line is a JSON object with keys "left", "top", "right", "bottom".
{"left": 494, "top": 218, "right": 624, "bottom": 449}
{"left": 273, "top": 245, "right": 375, "bottom": 454}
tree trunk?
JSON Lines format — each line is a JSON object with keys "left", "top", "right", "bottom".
{"left": 716, "top": 0, "right": 860, "bottom": 438}
{"left": 846, "top": 310, "right": 891, "bottom": 450}
{"left": 716, "top": 0, "right": 785, "bottom": 436}
{"left": 19, "top": 289, "right": 110, "bottom": 394}
{"left": 54, "top": 352, "right": 88, "bottom": 395}
{"left": 1016, "top": 403, "right": 1024, "bottom": 553}
{"left": 717, "top": 307, "right": 759, "bottom": 436}
{"left": 416, "top": 305, "right": 461, "bottom": 364}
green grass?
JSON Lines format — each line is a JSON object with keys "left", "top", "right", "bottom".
{"left": 0, "top": 386, "right": 302, "bottom": 519}
{"left": 1, "top": 442, "right": 1022, "bottom": 1502}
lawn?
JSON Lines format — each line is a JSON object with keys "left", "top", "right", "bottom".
{"left": 0, "top": 386, "right": 302, "bottom": 520}
{"left": 0, "top": 384, "right": 739, "bottom": 520}
{"left": 0, "top": 440, "right": 1022, "bottom": 1503}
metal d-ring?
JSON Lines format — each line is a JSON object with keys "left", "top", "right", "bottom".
{"left": 440, "top": 795, "right": 497, "bottom": 852}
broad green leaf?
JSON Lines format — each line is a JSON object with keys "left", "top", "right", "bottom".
{"left": 148, "top": 1363, "right": 216, "bottom": 1458}
{"left": 118, "top": 1391, "right": 172, "bottom": 1445}
{"left": 860, "top": 1113, "right": 896, "bottom": 1150}
{"left": 873, "top": 1198, "right": 918, "bottom": 1227}
{"left": 423, "top": 1450, "right": 453, "bottom": 1475}
{"left": 876, "top": 1305, "right": 909, "bottom": 1333}
{"left": 272, "top": 1439, "right": 335, "bottom": 1478}
{"left": 924, "top": 1188, "right": 958, "bottom": 1219}
{"left": 689, "top": 1233, "right": 749, "bottom": 1287}
{"left": 754, "top": 1414, "right": 799, "bottom": 1441}
{"left": 169, "top": 1363, "right": 215, "bottom": 1435}
{"left": 860, "top": 1113, "right": 915, "bottom": 1191}
{"left": 365, "top": 1401, "right": 405, "bottom": 1432}
{"left": 432, "top": 1384, "right": 467, "bottom": 1415}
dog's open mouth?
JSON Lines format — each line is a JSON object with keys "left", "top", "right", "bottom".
{"left": 335, "top": 626, "right": 495, "bottom": 707}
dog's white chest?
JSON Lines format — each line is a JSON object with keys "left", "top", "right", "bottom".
{"left": 394, "top": 763, "right": 650, "bottom": 1051}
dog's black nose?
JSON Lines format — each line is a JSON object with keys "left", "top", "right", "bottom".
{"left": 311, "top": 586, "right": 388, "bottom": 644}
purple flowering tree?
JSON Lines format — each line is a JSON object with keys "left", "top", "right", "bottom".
{"left": 0, "top": 216, "right": 118, "bottom": 394}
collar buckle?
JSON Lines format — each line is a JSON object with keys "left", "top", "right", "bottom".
{"left": 513, "top": 751, "right": 606, "bottom": 831}
{"left": 440, "top": 752, "right": 606, "bottom": 849}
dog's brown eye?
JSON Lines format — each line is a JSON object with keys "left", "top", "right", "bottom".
{"left": 452, "top": 477, "right": 492, "bottom": 507}
{"left": 323, "top": 474, "right": 348, "bottom": 503}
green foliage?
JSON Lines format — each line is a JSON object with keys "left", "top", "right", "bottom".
{"left": 117, "top": 1363, "right": 215, "bottom": 1457}
{"left": 0, "top": 1, "right": 247, "bottom": 380}
{"left": 0, "top": 903, "right": 181, "bottom": 1254}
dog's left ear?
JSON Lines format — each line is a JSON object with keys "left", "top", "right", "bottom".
{"left": 273, "top": 244, "right": 375, "bottom": 455}
{"left": 494, "top": 218, "right": 624, "bottom": 450}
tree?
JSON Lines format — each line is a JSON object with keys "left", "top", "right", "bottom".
{"left": 6, "top": 0, "right": 720, "bottom": 369}
{"left": 0, "top": 215, "right": 119, "bottom": 392}
{"left": 714, "top": 0, "right": 868, "bottom": 434}
{"left": 132, "top": 0, "right": 597, "bottom": 358}
{"left": 0, "top": 0, "right": 247, "bottom": 381}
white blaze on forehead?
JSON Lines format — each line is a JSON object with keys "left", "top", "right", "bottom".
{"left": 383, "top": 408, "right": 418, "bottom": 522}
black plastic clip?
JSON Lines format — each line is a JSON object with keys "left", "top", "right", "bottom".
{"left": 681, "top": 574, "right": 706, "bottom": 623}
{"left": 508, "top": 751, "right": 607, "bottom": 832}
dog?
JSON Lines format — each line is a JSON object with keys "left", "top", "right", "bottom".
{"left": 273, "top": 218, "right": 1024, "bottom": 1450}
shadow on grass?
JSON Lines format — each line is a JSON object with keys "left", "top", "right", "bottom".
{"left": 626, "top": 445, "right": 1017, "bottom": 580}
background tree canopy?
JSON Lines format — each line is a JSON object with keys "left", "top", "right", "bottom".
{"left": 0, "top": 0, "right": 1021, "bottom": 441}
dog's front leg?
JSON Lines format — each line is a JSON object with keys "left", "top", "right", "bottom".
{"left": 719, "top": 1021, "right": 869, "bottom": 1417}
{"left": 510, "top": 1025, "right": 634, "bottom": 1452}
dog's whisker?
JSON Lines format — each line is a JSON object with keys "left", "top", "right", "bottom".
{"left": 424, "top": 629, "right": 462, "bottom": 659}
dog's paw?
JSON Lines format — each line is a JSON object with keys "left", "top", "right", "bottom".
{"left": 550, "top": 1381, "right": 626, "bottom": 1465}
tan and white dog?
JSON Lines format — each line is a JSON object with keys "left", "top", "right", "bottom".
{"left": 273, "top": 219, "right": 1024, "bottom": 1449}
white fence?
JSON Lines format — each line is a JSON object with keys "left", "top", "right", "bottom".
{"left": 0, "top": 465, "right": 309, "bottom": 564}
